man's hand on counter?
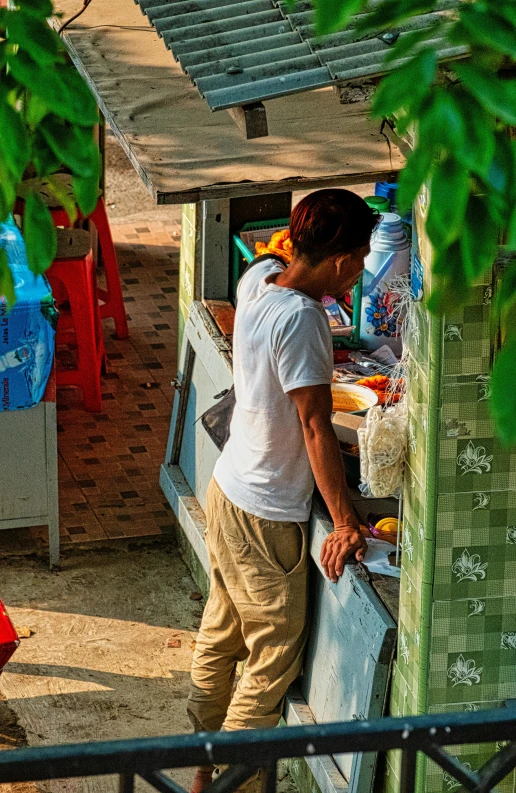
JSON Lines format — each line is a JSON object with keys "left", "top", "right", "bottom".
{"left": 320, "top": 525, "right": 367, "bottom": 583}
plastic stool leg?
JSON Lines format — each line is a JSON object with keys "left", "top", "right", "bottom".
{"left": 49, "top": 254, "right": 103, "bottom": 413}
{"left": 89, "top": 198, "right": 129, "bottom": 340}
{"left": 71, "top": 253, "right": 103, "bottom": 412}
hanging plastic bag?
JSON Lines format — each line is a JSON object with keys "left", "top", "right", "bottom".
{"left": 358, "top": 403, "right": 407, "bottom": 498}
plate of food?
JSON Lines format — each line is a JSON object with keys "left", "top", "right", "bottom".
{"left": 331, "top": 382, "right": 378, "bottom": 415}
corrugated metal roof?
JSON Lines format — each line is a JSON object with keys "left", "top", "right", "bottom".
{"left": 135, "top": 0, "right": 464, "bottom": 111}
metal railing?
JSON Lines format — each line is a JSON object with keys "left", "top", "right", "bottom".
{"left": 1, "top": 708, "right": 516, "bottom": 793}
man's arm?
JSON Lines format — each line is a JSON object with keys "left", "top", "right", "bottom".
{"left": 289, "top": 383, "right": 367, "bottom": 583}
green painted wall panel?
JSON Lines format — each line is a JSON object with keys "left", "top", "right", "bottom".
{"left": 388, "top": 189, "right": 516, "bottom": 792}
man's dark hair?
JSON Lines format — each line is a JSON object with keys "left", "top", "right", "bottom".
{"left": 289, "top": 189, "right": 379, "bottom": 267}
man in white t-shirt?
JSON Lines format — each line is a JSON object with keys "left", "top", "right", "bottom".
{"left": 188, "top": 190, "right": 378, "bottom": 793}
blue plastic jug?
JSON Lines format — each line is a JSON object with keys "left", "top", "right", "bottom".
{"left": 375, "top": 182, "right": 398, "bottom": 211}
{"left": 360, "top": 212, "right": 410, "bottom": 356}
{"left": 0, "top": 217, "right": 57, "bottom": 410}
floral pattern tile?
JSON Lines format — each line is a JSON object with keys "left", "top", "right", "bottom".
{"left": 425, "top": 743, "right": 514, "bottom": 793}
{"left": 384, "top": 754, "right": 401, "bottom": 793}
{"left": 413, "top": 186, "right": 433, "bottom": 276}
{"left": 434, "top": 535, "right": 516, "bottom": 601}
{"left": 433, "top": 490, "right": 516, "bottom": 600}
{"left": 405, "top": 301, "right": 431, "bottom": 373}
{"left": 390, "top": 661, "right": 419, "bottom": 719}
{"left": 442, "top": 288, "right": 492, "bottom": 378}
{"left": 406, "top": 404, "right": 428, "bottom": 493}
{"left": 428, "top": 598, "right": 516, "bottom": 706}
{"left": 438, "top": 437, "right": 516, "bottom": 495}
{"left": 397, "top": 571, "right": 432, "bottom": 701}
{"left": 440, "top": 381, "right": 494, "bottom": 440}
{"left": 400, "top": 475, "right": 426, "bottom": 592}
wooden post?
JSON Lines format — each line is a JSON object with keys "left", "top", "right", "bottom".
{"left": 227, "top": 103, "right": 268, "bottom": 139}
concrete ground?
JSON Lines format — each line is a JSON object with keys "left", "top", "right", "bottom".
{"left": 0, "top": 541, "right": 203, "bottom": 793}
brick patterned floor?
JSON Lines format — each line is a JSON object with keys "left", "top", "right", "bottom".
{"left": 0, "top": 218, "right": 183, "bottom": 555}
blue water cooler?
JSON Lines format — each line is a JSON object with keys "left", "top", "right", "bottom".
{"left": 0, "top": 218, "right": 57, "bottom": 410}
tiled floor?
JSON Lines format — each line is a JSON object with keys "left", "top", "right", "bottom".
{"left": 0, "top": 217, "right": 183, "bottom": 555}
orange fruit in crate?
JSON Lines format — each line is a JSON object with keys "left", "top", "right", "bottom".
{"left": 253, "top": 229, "right": 293, "bottom": 263}
{"left": 269, "top": 229, "right": 290, "bottom": 248}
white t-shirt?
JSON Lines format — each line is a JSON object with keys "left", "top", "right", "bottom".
{"left": 213, "top": 257, "right": 333, "bottom": 522}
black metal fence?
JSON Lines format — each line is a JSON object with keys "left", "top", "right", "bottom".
{"left": 1, "top": 708, "right": 516, "bottom": 793}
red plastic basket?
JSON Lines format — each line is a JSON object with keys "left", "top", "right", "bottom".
{"left": 0, "top": 599, "right": 19, "bottom": 673}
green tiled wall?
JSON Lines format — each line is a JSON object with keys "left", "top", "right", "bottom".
{"left": 386, "top": 192, "right": 516, "bottom": 793}
{"left": 425, "top": 745, "right": 514, "bottom": 793}
{"left": 442, "top": 289, "right": 492, "bottom": 378}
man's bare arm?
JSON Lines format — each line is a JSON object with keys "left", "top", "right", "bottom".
{"left": 289, "top": 383, "right": 367, "bottom": 582}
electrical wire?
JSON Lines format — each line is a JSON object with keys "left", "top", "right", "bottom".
{"left": 71, "top": 25, "right": 154, "bottom": 30}
{"left": 57, "top": 0, "right": 153, "bottom": 35}
{"left": 58, "top": 0, "right": 94, "bottom": 34}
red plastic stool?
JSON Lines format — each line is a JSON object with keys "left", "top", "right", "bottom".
{"left": 47, "top": 228, "right": 105, "bottom": 413}
{"left": 15, "top": 175, "right": 129, "bottom": 340}
{"left": 0, "top": 600, "right": 19, "bottom": 674}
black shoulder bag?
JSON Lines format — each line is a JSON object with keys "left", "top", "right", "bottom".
{"left": 201, "top": 386, "right": 236, "bottom": 452}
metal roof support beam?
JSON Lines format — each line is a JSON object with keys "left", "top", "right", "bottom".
{"left": 227, "top": 102, "right": 268, "bottom": 139}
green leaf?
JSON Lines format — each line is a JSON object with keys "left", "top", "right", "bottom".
{"left": 426, "top": 157, "right": 470, "bottom": 249}
{"left": 314, "top": 0, "right": 365, "bottom": 36}
{"left": 449, "top": 89, "right": 496, "bottom": 179}
{"left": 425, "top": 90, "right": 466, "bottom": 152}
{"left": 453, "top": 61, "right": 516, "bottom": 127}
{"left": 496, "top": 2, "right": 516, "bottom": 27}
{"left": 508, "top": 205, "right": 516, "bottom": 250}
{"left": 494, "top": 262, "right": 516, "bottom": 316}
{"left": 0, "top": 188, "right": 11, "bottom": 223}
{"left": 427, "top": 241, "right": 470, "bottom": 313}
{"left": 372, "top": 48, "right": 437, "bottom": 120}
{"left": 15, "top": 0, "right": 54, "bottom": 19}
{"left": 0, "top": 41, "right": 9, "bottom": 69}
{"left": 356, "top": 0, "right": 436, "bottom": 35}
{"left": 32, "top": 131, "right": 62, "bottom": 177}
{"left": 420, "top": 88, "right": 496, "bottom": 180}
{"left": 72, "top": 147, "right": 100, "bottom": 216}
{"left": 26, "top": 94, "right": 51, "bottom": 126}
{"left": 0, "top": 71, "right": 20, "bottom": 105}
{"left": 0, "top": 103, "right": 30, "bottom": 181}
{"left": 24, "top": 192, "right": 57, "bottom": 275}
{"left": 481, "top": 133, "right": 516, "bottom": 221}
{"left": 383, "top": 22, "right": 442, "bottom": 63}
{"left": 56, "top": 61, "right": 99, "bottom": 127}
{"left": 46, "top": 175, "right": 78, "bottom": 225}
{"left": 39, "top": 117, "right": 98, "bottom": 178}
{"left": 7, "top": 50, "right": 99, "bottom": 126}
{"left": 491, "top": 333, "right": 516, "bottom": 446}
{"left": 459, "top": 4, "right": 516, "bottom": 60}
{"left": 0, "top": 248, "right": 16, "bottom": 307}
{"left": 460, "top": 194, "right": 500, "bottom": 282}
{"left": 397, "top": 141, "right": 435, "bottom": 214}
{"left": 0, "top": 160, "right": 16, "bottom": 221}
{"left": 5, "top": 9, "right": 62, "bottom": 66}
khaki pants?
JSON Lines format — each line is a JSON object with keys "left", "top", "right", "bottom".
{"left": 187, "top": 477, "right": 309, "bottom": 733}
